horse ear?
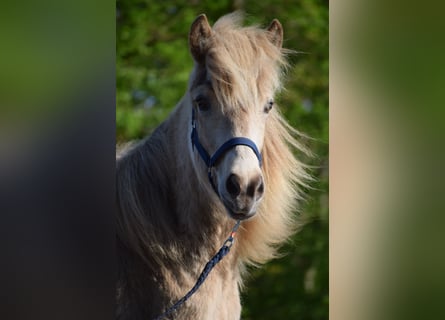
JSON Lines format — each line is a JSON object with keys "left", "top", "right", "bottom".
{"left": 189, "top": 14, "right": 212, "bottom": 62}
{"left": 266, "top": 19, "right": 283, "bottom": 48}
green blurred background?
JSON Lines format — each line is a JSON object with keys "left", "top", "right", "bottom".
{"left": 116, "top": 0, "right": 328, "bottom": 319}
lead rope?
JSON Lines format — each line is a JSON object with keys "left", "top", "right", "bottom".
{"left": 153, "top": 220, "right": 241, "bottom": 320}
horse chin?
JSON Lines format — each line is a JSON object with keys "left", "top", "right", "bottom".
{"left": 221, "top": 200, "right": 257, "bottom": 220}
{"left": 227, "top": 210, "right": 256, "bottom": 221}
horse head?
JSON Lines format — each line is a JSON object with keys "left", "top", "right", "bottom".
{"left": 187, "top": 14, "right": 285, "bottom": 220}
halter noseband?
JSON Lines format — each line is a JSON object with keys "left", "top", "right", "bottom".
{"left": 190, "top": 109, "right": 262, "bottom": 193}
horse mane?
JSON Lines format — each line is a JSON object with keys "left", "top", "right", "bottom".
{"left": 116, "top": 12, "right": 311, "bottom": 280}
{"left": 238, "top": 111, "right": 312, "bottom": 267}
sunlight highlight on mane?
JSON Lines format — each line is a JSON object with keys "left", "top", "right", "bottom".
{"left": 238, "top": 110, "right": 312, "bottom": 267}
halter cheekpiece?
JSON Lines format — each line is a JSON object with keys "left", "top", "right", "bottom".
{"left": 190, "top": 108, "right": 262, "bottom": 193}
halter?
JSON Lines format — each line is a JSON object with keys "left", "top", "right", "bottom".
{"left": 190, "top": 108, "right": 262, "bottom": 194}
{"left": 153, "top": 110, "right": 263, "bottom": 320}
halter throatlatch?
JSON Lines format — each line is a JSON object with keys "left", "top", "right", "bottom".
{"left": 191, "top": 109, "right": 262, "bottom": 193}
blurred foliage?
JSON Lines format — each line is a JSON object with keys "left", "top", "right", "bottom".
{"left": 116, "top": 0, "right": 328, "bottom": 319}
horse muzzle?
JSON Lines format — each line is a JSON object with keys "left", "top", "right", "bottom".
{"left": 221, "top": 173, "right": 264, "bottom": 220}
{"left": 191, "top": 108, "right": 264, "bottom": 220}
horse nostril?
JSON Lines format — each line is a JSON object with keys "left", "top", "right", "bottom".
{"left": 247, "top": 176, "right": 264, "bottom": 199}
{"left": 226, "top": 174, "right": 241, "bottom": 197}
{"left": 257, "top": 180, "right": 264, "bottom": 197}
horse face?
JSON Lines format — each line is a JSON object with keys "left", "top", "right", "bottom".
{"left": 190, "top": 84, "right": 273, "bottom": 220}
{"left": 188, "top": 14, "right": 283, "bottom": 220}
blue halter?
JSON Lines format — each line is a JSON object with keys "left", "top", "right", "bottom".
{"left": 190, "top": 108, "right": 262, "bottom": 193}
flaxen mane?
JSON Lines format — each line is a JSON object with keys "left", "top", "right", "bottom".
{"left": 116, "top": 13, "right": 311, "bottom": 320}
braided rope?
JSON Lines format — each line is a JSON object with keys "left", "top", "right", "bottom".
{"left": 153, "top": 220, "right": 241, "bottom": 320}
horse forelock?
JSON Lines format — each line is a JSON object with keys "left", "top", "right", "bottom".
{"left": 192, "top": 13, "right": 289, "bottom": 116}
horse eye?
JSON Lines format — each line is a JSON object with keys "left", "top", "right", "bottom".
{"left": 194, "top": 96, "right": 210, "bottom": 112}
{"left": 264, "top": 100, "right": 274, "bottom": 113}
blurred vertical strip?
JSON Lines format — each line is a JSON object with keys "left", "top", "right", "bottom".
{"left": 0, "top": 1, "right": 115, "bottom": 320}
{"left": 332, "top": 0, "right": 445, "bottom": 320}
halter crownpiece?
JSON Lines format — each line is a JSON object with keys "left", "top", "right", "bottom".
{"left": 190, "top": 108, "right": 262, "bottom": 194}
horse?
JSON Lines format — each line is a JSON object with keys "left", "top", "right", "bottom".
{"left": 116, "top": 12, "right": 310, "bottom": 320}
